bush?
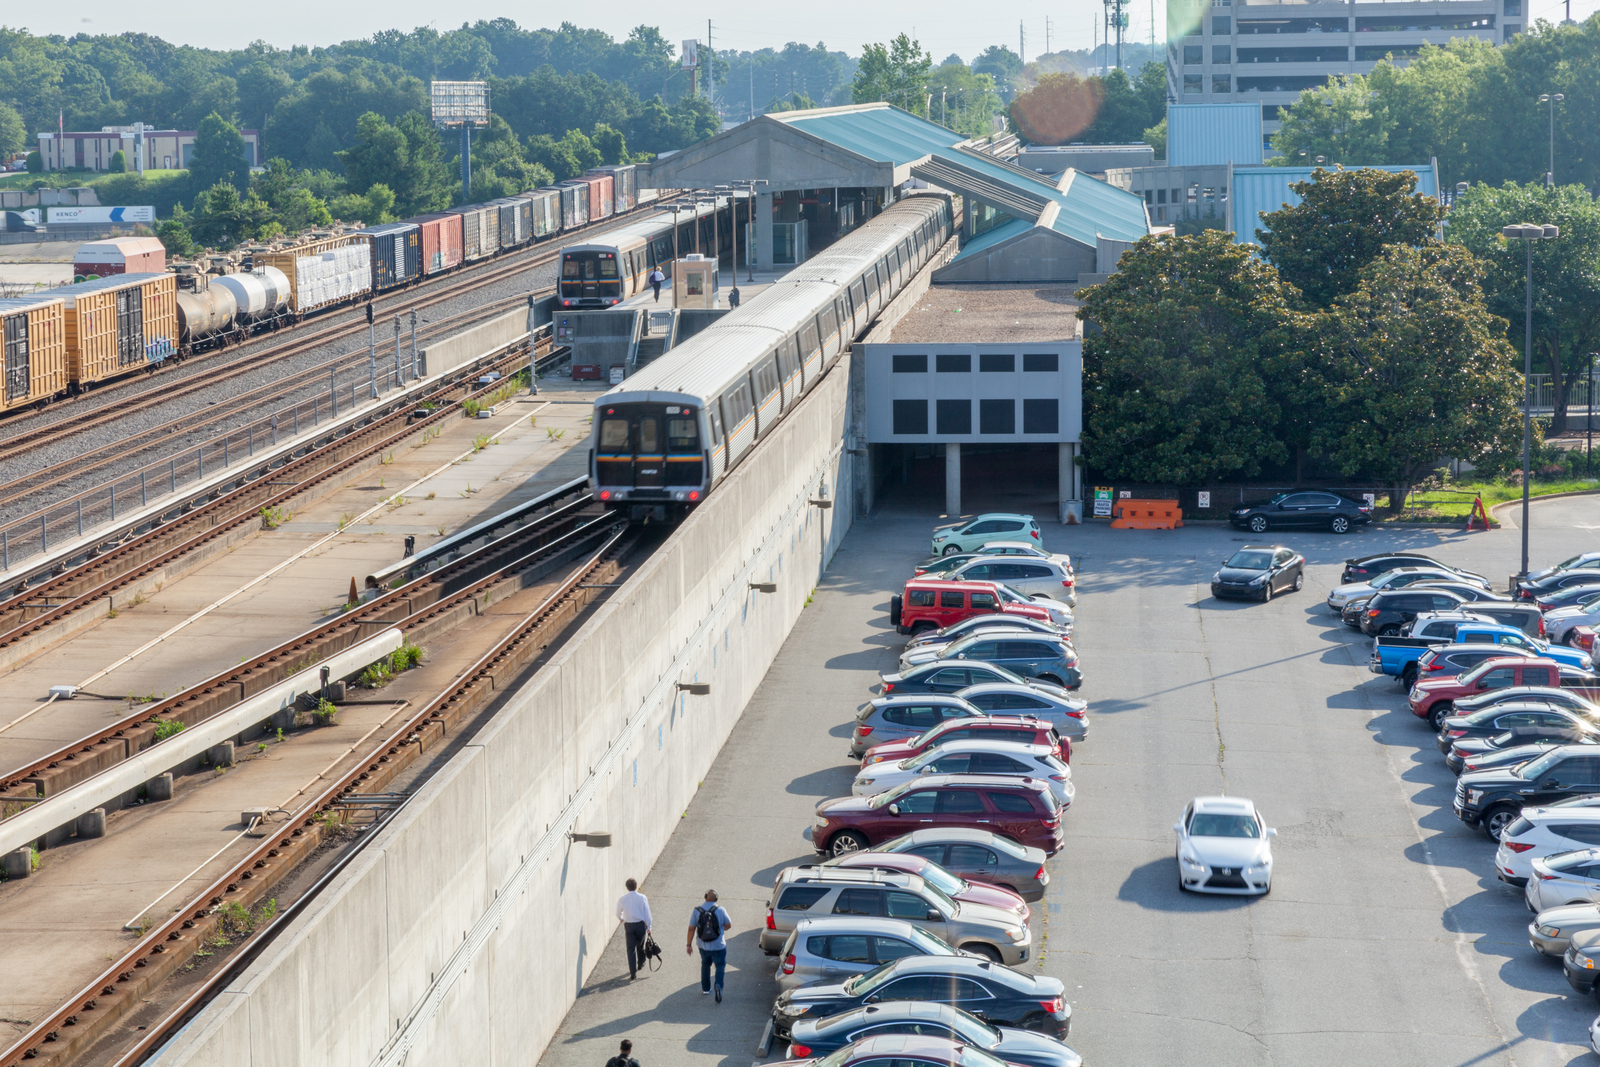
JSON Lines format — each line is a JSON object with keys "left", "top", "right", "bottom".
{"left": 24, "top": 151, "right": 41, "bottom": 173}
{"left": 109, "top": 150, "right": 126, "bottom": 173}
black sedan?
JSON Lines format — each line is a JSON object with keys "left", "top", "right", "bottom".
{"left": 1534, "top": 586, "right": 1600, "bottom": 612}
{"left": 785, "top": 1002, "right": 1081, "bottom": 1067}
{"left": 1411, "top": 580, "right": 1514, "bottom": 605}
{"left": 1445, "top": 726, "right": 1600, "bottom": 773}
{"left": 1230, "top": 492, "right": 1372, "bottom": 534}
{"left": 1210, "top": 545, "right": 1304, "bottom": 601}
{"left": 1454, "top": 687, "right": 1600, "bottom": 718}
{"left": 1436, "top": 704, "right": 1594, "bottom": 755}
{"left": 771, "top": 956, "right": 1071, "bottom": 1041}
{"left": 1518, "top": 571, "right": 1600, "bottom": 602}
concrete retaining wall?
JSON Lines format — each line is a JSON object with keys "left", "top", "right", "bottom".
{"left": 152, "top": 357, "right": 859, "bottom": 1067}
{"left": 418, "top": 310, "right": 528, "bottom": 378}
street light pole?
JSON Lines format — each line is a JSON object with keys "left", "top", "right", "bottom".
{"left": 1540, "top": 93, "right": 1564, "bottom": 186}
{"left": 365, "top": 302, "right": 377, "bottom": 399}
{"left": 1504, "top": 221, "right": 1560, "bottom": 579}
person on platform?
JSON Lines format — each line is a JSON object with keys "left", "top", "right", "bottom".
{"left": 616, "top": 878, "right": 653, "bottom": 980}
{"left": 686, "top": 889, "right": 732, "bottom": 1002}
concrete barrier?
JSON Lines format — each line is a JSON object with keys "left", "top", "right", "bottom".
{"left": 418, "top": 310, "right": 528, "bottom": 378}
{"left": 151, "top": 356, "right": 859, "bottom": 1067}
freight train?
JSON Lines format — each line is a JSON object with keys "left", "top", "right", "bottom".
{"left": 590, "top": 194, "right": 954, "bottom": 520}
{"left": 0, "top": 166, "right": 649, "bottom": 412}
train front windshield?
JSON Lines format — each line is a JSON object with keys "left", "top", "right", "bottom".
{"left": 561, "top": 251, "right": 621, "bottom": 306}
{"left": 595, "top": 403, "right": 704, "bottom": 495}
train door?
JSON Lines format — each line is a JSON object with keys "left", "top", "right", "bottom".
{"left": 633, "top": 414, "right": 665, "bottom": 488}
{"left": 708, "top": 404, "right": 727, "bottom": 481}
{"left": 4, "top": 313, "right": 28, "bottom": 403}
{"left": 595, "top": 406, "right": 666, "bottom": 488}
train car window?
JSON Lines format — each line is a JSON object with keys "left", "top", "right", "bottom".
{"left": 709, "top": 407, "right": 723, "bottom": 444}
{"left": 599, "top": 257, "right": 618, "bottom": 278}
{"left": 562, "top": 258, "right": 581, "bottom": 278}
{"left": 851, "top": 278, "right": 867, "bottom": 307}
{"left": 599, "top": 418, "right": 630, "bottom": 450}
{"left": 820, "top": 303, "right": 838, "bottom": 340}
{"left": 863, "top": 270, "right": 879, "bottom": 298}
{"left": 775, "top": 343, "right": 796, "bottom": 382}
{"left": 800, "top": 319, "right": 820, "bottom": 359}
{"left": 667, "top": 417, "right": 698, "bottom": 449}
{"left": 638, "top": 417, "right": 661, "bottom": 453}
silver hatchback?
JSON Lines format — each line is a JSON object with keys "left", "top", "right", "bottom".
{"left": 773, "top": 916, "right": 969, "bottom": 990}
{"left": 1526, "top": 848, "right": 1600, "bottom": 912}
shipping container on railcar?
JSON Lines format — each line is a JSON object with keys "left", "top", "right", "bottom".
{"left": 588, "top": 165, "right": 637, "bottom": 214}
{"left": 558, "top": 181, "right": 592, "bottom": 229}
{"left": 49, "top": 272, "right": 179, "bottom": 388}
{"left": 588, "top": 174, "right": 615, "bottom": 220}
{"left": 451, "top": 203, "right": 501, "bottom": 262}
{"left": 256, "top": 235, "right": 372, "bottom": 316}
{"left": 72, "top": 236, "right": 166, "bottom": 281}
{"left": 356, "top": 222, "right": 423, "bottom": 292}
{"left": 174, "top": 276, "right": 238, "bottom": 352}
{"left": 520, "top": 190, "right": 560, "bottom": 239}
{"left": 212, "top": 266, "right": 290, "bottom": 323}
{"left": 412, "top": 213, "right": 464, "bottom": 275}
{"left": 0, "top": 295, "right": 66, "bottom": 413}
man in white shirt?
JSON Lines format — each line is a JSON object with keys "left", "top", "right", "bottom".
{"left": 616, "top": 878, "right": 653, "bottom": 979}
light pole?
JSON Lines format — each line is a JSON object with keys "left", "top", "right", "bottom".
{"left": 365, "top": 302, "right": 376, "bottom": 399}
{"left": 1540, "top": 93, "right": 1564, "bottom": 186}
{"left": 734, "top": 179, "right": 767, "bottom": 281}
{"left": 1503, "top": 221, "right": 1560, "bottom": 578}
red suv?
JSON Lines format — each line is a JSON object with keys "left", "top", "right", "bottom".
{"left": 862, "top": 715, "right": 1069, "bottom": 766}
{"left": 1408, "top": 657, "right": 1600, "bottom": 730}
{"left": 891, "top": 579, "right": 1053, "bottom": 636}
{"left": 811, "top": 774, "right": 1064, "bottom": 857}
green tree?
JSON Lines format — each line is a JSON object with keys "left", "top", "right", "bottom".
{"left": 1143, "top": 117, "right": 1167, "bottom": 160}
{"left": 852, "top": 34, "right": 933, "bottom": 113}
{"left": 1256, "top": 167, "right": 1445, "bottom": 306}
{"left": 157, "top": 206, "right": 194, "bottom": 258}
{"left": 1268, "top": 75, "right": 1392, "bottom": 166}
{"left": 1079, "top": 63, "right": 1166, "bottom": 144}
{"left": 1308, "top": 243, "right": 1523, "bottom": 507}
{"left": 25, "top": 151, "right": 42, "bottom": 173}
{"left": 1448, "top": 181, "right": 1600, "bottom": 434}
{"left": 326, "top": 183, "right": 396, "bottom": 224}
{"left": 187, "top": 112, "right": 249, "bottom": 194}
{"left": 250, "top": 158, "right": 332, "bottom": 234}
{"left": 335, "top": 111, "right": 452, "bottom": 216}
{"left": 971, "top": 45, "right": 1023, "bottom": 95}
{"left": 1008, "top": 73, "right": 1101, "bottom": 144}
{"left": 0, "top": 102, "right": 27, "bottom": 160}
{"left": 589, "top": 123, "right": 628, "bottom": 165}
{"left": 1076, "top": 231, "right": 1295, "bottom": 483}
{"left": 923, "top": 61, "right": 1003, "bottom": 138}
{"left": 108, "top": 149, "right": 126, "bottom": 173}
{"left": 189, "top": 181, "right": 276, "bottom": 247}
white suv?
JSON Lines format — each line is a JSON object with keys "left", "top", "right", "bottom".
{"left": 1496, "top": 807, "right": 1600, "bottom": 886}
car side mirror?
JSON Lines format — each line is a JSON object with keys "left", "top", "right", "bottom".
{"left": 887, "top": 803, "right": 901, "bottom": 816}
{"left": 926, "top": 910, "right": 942, "bottom": 921}
{"left": 957, "top": 653, "right": 967, "bottom": 660}
{"left": 1172, "top": 821, "right": 1183, "bottom": 834}
{"left": 1265, "top": 828, "right": 1277, "bottom": 838}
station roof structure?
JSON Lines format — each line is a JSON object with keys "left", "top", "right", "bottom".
{"left": 643, "top": 103, "right": 1150, "bottom": 284}
{"left": 1230, "top": 163, "right": 1439, "bottom": 246}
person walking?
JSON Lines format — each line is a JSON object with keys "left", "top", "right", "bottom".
{"left": 605, "top": 1039, "right": 640, "bottom": 1067}
{"left": 686, "top": 888, "right": 732, "bottom": 1002}
{"left": 727, "top": 285, "right": 741, "bottom": 309}
{"left": 616, "top": 878, "right": 653, "bottom": 980}
{"left": 647, "top": 267, "right": 665, "bottom": 302}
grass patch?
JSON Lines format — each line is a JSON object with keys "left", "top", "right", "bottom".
{"left": 153, "top": 718, "right": 185, "bottom": 741}
{"left": 1380, "top": 476, "right": 1599, "bottom": 522}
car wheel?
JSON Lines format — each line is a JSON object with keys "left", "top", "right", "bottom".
{"left": 1249, "top": 515, "right": 1269, "bottom": 533}
{"left": 1401, "top": 664, "right": 1419, "bottom": 689}
{"left": 1292, "top": 571, "right": 1304, "bottom": 593}
{"left": 963, "top": 943, "right": 1003, "bottom": 962}
{"left": 942, "top": 544, "right": 963, "bottom": 556}
{"left": 1565, "top": 630, "right": 1579, "bottom": 647}
{"left": 1378, "top": 624, "right": 1400, "bottom": 636}
{"left": 827, "top": 831, "right": 869, "bottom": 856}
{"left": 1262, "top": 582, "right": 1272, "bottom": 603}
{"left": 1331, "top": 516, "right": 1351, "bottom": 534}
{"left": 910, "top": 621, "right": 937, "bottom": 636}
{"left": 1483, "top": 805, "right": 1519, "bottom": 840}
{"left": 1428, "top": 702, "right": 1453, "bottom": 731}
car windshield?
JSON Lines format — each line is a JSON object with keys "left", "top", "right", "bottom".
{"left": 906, "top": 925, "right": 959, "bottom": 954}
{"left": 810, "top": 1045, "right": 863, "bottom": 1067}
{"left": 1226, "top": 550, "right": 1274, "bottom": 569}
{"left": 1557, "top": 555, "right": 1588, "bottom": 570}
{"left": 1546, "top": 850, "right": 1600, "bottom": 873}
{"left": 1459, "top": 661, "right": 1506, "bottom": 686}
{"left": 956, "top": 1043, "right": 1011, "bottom": 1067}
{"left": 912, "top": 722, "right": 957, "bottom": 746}
{"left": 920, "top": 880, "right": 959, "bottom": 912}
{"left": 1189, "top": 812, "right": 1261, "bottom": 838}
{"left": 1266, "top": 493, "right": 1288, "bottom": 505}
{"left": 867, "top": 781, "right": 918, "bottom": 809}
{"left": 1491, "top": 732, "right": 1521, "bottom": 746}
{"left": 843, "top": 961, "right": 899, "bottom": 996}
{"left": 910, "top": 862, "right": 965, "bottom": 896}
{"left": 1520, "top": 751, "right": 1564, "bottom": 780}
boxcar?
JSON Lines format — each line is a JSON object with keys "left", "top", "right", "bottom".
{"left": 587, "top": 174, "right": 615, "bottom": 220}
{"left": 490, "top": 197, "right": 532, "bottom": 249}
{"left": 451, "top": 203, "right": 501, "bottom": 262}
{"left": 256, "top": 236, "right": 372, "bottom": 315}
{"left": 587, "top": 166, "right": 637, "bottom": 214}
{"left": 72, "top": 236, "right": 166, "bottom": 281}
{"left": 521, "top": 190, "right": 560, "bottom": 239}
{"left": 50, "top": 272, "right": 179, "bottom": 388}
{"left": 412, "top": 213, "right": 464, "bottom": 275}
{"left": 556, "top": 182, "right": 590, "bottom": 230}
{"left": 356, "top": 222, "right": 423, "bottom": 292}
{"left": 0, "top": 295, "right": 67, "bottom": 412}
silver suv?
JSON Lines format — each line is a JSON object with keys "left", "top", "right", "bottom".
{"left": 948, "top": 557, "right": 1077, "bottom": 607}
{"left": 850, "top": 695, "right": 985, "bottom": 758}
{"left": 759, "top": 867, "right": 1031, "bottom": 964}
{"left": 772, "top": 916, "right": 969, "bottom": 990}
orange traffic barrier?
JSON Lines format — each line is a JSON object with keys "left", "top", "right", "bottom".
{"left": 1110, "top": 499, "right": 1184, "bottom": 530}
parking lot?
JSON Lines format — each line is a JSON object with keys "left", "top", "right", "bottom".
{"left": 540, "top": 494, "right": 1600, "bottom": 1067}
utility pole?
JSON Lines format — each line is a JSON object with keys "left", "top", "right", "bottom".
{"left": 365, "top": 303, "right": 377, "bottom": 399}
{"left": 707, "top": 20, "right": 714, "bottom": 105}
{"left": 392, "top": 313, "right": 402, "bottom": 385}
{"left": 1019, "top": 22, "right": 1026, "bottom": 65}
{"left": 1045, "top": 16, "right": 1052, "bottom": 55}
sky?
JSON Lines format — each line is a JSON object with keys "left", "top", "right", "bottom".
{"left": 12, "top": 0, "right": 1592, "bottom": 62}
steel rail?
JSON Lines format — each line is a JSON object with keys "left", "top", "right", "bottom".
{"left": 0, "top": 524, "right": 635, "bottom": 1067}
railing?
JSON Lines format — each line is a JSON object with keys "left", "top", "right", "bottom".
{"left": 1526, "top": 372, "right": 1599, "bottom": 413}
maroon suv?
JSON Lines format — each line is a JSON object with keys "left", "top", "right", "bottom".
{"left": 810, "top": 774, "right": 1064, "bottom": 857}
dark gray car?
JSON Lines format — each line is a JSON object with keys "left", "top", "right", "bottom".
{"left": 956, "top": 683, "right": 1088, "bottom": 742}
{"left": 869, "top": 828, "right": 1050, "bottom": 901}
{"left": 889, "top": 638, "right": 1081, "bottom": 691}
{"left": 850, "top": 695, "right": 985, "bottom": 758}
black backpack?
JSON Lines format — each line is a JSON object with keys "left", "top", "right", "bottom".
{"left": 695, "top": 904, "right": 721, "bottom": 943}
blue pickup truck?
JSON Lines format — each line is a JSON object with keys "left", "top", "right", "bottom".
{"left": 1370, "top": 613, "right": 1594, "bottom": 686}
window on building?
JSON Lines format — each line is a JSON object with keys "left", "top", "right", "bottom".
{"left": 1504, "top": 0, "right": 1521, "bottom": 12}
{"left": 892, "top": 354, "right": 927, "bottom": 373}
{"left": 979, "top": 353, "right": 1014, "bottom": 373}
{"left": 1213, "top": 45, "right": 1231, "bottom": 63}
{"left": 1023, "top": 399, "right": 1059, "bottom": 434}
{"left": 1213, "top": 15, "right": 1231, "bottom": 33}
{"left": 1022, "top": 353, "right": 1058, "bottom": 372}
{"left": 1183, "top": 75, "right": 1203, "bottom": 95}
{"left": 1184, "top": 45, "right": 1204, "bottom": 65}
{"left": 979, "top": 399, "right": 1014, "bottom": 435}
{"left": 936, "top": 399, "right": 972, "bottom": 435}
{"left": 1143, "top": 189, "right": 1153, "bottom": 204}
{"left": 1505, "top": 22, "right": 1522, "bottom": 34}
{"left": 1212, "top": 74, "right": 1231, "bottom": 93}
{"left": 936, "top": 353, "right": 971, "bottom": 373}
{"left": 893, "top": 399, "right": 928, "bottom": 435}
{"left": 1157, "top": 188, "right": 1168, "bottom": 204}
{"left": 1171, "top": 187, "right": 1182, "bottom": 204}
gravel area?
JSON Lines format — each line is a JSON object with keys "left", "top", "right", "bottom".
{"left": 887, "top": 283, "right": 1082, "bottom": 344}
{"left": 0, "top": 253, "right": 563, "bottom": 526}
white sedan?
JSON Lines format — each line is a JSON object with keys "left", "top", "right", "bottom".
{"left": 1175, "top": 796, "right": 1276, "bottom": 895}
{"left": 850, "top": 739, "right": 1073, "bottom": 805}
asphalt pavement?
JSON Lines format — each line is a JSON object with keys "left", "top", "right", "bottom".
{"left": 538, "top": 490, "right": 1600, "bottom": 1067}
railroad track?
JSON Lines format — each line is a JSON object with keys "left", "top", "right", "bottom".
{"left": 0, "top": 332, "right": 552, "bottom": 634}
{"left": 0, "top": 521, "right": 645, "bottom": 1067}
{"left": 0, "top": 283, "right": 552, "bottom": 513}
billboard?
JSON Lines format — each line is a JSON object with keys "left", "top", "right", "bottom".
{"left": 46, "top": 206, "right": 155, "bottom": 225}
{"left": 430, "top": 81, "right": 490, "bottom": 126}
{"left": 681, "top": 40, "right": 698, "bottom": 68}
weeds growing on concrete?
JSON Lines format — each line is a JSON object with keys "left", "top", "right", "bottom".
{"left": 463, "top": 398, "right": 483, "bottom": 417}
{"left": 359, "top": 661, "right": 392, "bottom": 688}
{"left": 381, "top": 450, "right": 394, "bottom": 465}
{"left": 472, "top": 434, "right": 490, "bottom": 453}
{"left": 337, "top": 512, "right": 354, "bottom": 531}
{"left": 153, "top": 719, "right": 185, "bottom": 741}
{"left": 275, "top": 728, "right": 285, "bottom": 742}
{"left": 389, "top": 642, "right": 424, "bottom": 672}
{"left": 312, "top": 698, "right": 339, "bottom": 726}
{"left": 426, "top": 490, "right": 436, "bottom": 500}
{"left": 546, "top": 428, "right": 565, "bottom": 442}
{"left": 259, "top": 505, "right": 291, "bottom": 530}
{"left": 436, "top": 524, "right": 447, "bottom": 536}
{"left": 106, "top": 606, "right": 119, "bottom": 618}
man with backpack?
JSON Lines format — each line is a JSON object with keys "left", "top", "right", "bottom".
{"left": 647, "top": 267, "right": 666, "bottom": 302}
{"left": 605, "top": 1039, "right": 640, "bottom": 1067}
{"left": 685, "top": 888, "right": 732, "bottom": 1002}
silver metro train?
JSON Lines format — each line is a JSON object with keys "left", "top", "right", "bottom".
{"left": 589, "top": 194, "right": 954, "bottom": 519}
